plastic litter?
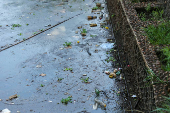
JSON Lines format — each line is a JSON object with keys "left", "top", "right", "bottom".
{"left": 88, "top": 16, "right": 97, "bottom": 19}
{"left": 100, "top": 43, "right": 114, "bottom": 50}
{"left": 94, "top": 98, "right": 106, "bottom": 107}
{"left": 1, "top": 108, "right": 11, "bottom": 113}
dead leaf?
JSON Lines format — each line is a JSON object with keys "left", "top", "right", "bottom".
{"left": 40, "top": 73, "right": 46, "bottom": 77}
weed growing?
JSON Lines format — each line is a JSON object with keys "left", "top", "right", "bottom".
{"left": 57, "top": 78, "right": 64, "bottom": 82}
{"left": 92, "top": 6, "right": 103, "bottom": 10}
{"left": 106, "top": 57, "right": 116, "bottom": 62}
{"left": 40, "top": 84, "right": 45, "bottom": 87}
{"left": 81, "top": 29, "right": 87, "bottom": 33}
{"left": 64, "top": 68, "right": 73, "bottom": 71}
{"left": 63, "top": 42, "right": 72, "bottom": 47}
{"left": 61, "top": 96, "right": 72, "bottom": 104}
{"left": 12, "top": 24, "right": 21, "bottom": 27}
{"left": 161, "top": 46, "right": 170, "bottom": 71}
{"left": 81, "top": 77, "right": 90, "bottom": 83}
{"left": 144, "top": 21, "right": 170, "bottom": 45}
{"left": 18, "top": 33, "right": 23, "bottom": 36}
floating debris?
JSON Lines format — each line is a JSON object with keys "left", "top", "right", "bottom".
{"left": 88, "top": 16, "right": 97, "bottom": 19}
{"left": 109, "top": 73, "right": 116, "bottom": 78}
{"left": 36, "top": 65, "right": 42, "bottom": 68}
{"left": 1, "top": 108, "right": 11, "bottom": 113}
{"left": 40, "top": 73, "right": 46, "bottom": 77}
{"left": 89, "top": 23, "right": 97, "bottom": 27}
{"left": 6, "top": 94, "right": 17, "bottom": 101}
{"left": 113, "top": 69, "right": 118, "bottom": 73}
{"left": 105, "top": 71, "right": 110, "bottom": 75}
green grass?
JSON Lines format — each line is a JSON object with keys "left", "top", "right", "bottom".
{"left": 161, "top": 46, "right": 170, "bottom": 71}
{"left": 144, "top": 21, "right": 170, "bottom": 45}
{"left": 153, "top": 95, "right": 170, "bottom": 113}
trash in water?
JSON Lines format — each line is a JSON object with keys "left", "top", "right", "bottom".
{"left": 44, "top": 24, "right": 51, "bottom": 27}
{"left": 77, "top": 41, "right": 80, "bottom": 44}
{"left": 113, "top": 69, "right": 118, "bottom": 73}
{"left": 77, "top": 26, "right": 82, "bottom": 29}
{"left": 105, "top": 26, "right": 109, "bottom": 29}
{"left": 75, "top": 31, "right": 78, "bottom": 34}
{"left": 119, "top": 74, "right": 123, "bottom": 80}
{"left": 116, "top": 71, "right": 120, "bottom": 75}
{"left": 36, "top": 65, "right": 42, "bottom": 68}
{"left": 132, "top": 95, "right": 137, "bottom": 98}
{"left": 93, "top": 98, "right": 106, "bottom": 110}
{"left": 105, "top": 14, "right": 109, "bottom": 21}
{"left": 91, "top": 9, "right": 101, "bottom": 12}
{"left": 40, "top": 73, "right": 46, "bottom": 77}
{"left": 6, "top": 94, "right": 17, "bottom": 101}
{"left": 96, "top": 3, "right": 101, "bottom": 7}
{"left": 81, "top": 33, "right": 86, "bottom": 36}
{"left": 1, "top": 108, "right": 11, "bottom": 113}
{"left": 100, "top": 43, "right": 114, "bottom": 49}
{"left": 89, "top": 23, "right": 97, "bottom": 27}
{"left": 88, "top": 16, "right": 97, "bottom": 19}
{"left": 99, "top": 13, "right": 103, "bottom": 20}
{"left": 109, "top": 73, "right": 116, "bottom": 78}
{"left": 83, "top": 74, "right": 87, "bottom": 76}
{"left": 105, "top": 71, "right": 110, "bottom": 75}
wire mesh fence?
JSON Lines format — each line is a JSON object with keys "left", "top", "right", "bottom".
{"left": 106, "top": 0, "right": 170, "bottom": 112}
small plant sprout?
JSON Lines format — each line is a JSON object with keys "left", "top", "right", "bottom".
{"left": 26, "top": 24, "right": 29, "bottom": 26}
{"left": 57, "top": 78, "right": 64, "bottom": 82}
{"left": 63, "top": 42, "right": 72, "bottom": 47}
{"left": 111, "top": 14, "right": 115, "bottom": 17}
{"left": 92, "top": 6, "right": 103, "bottom": 10}
{"left": 61, "top": 96, "right": 72, "bottom": 104}
{"left": 18, "top": 33, "right": 23, "bottom": 36}
{"left": 81, "top": 29, "right": 87, "bottom": 33}
{"left": 90, "top": 35, "right": 97, "bottom": 37}
{"left": 33, "top": 32, "right": 37, "bottom": 34}
{"left": 39, "top": 29, "right": 44, "bottom": 31}
{"left": 69, "top": 6, "right": 72, "bottom": 8}
{"left": 23, "top": 38, "right": 26, "bottom": 40}
{"left": 40, "top": 84, "right": 44, "bottom": 87}
{"left": 81, "top": 77, "right": 90, "bottom": 83}
{"left": 106, "top": 57, "right": 116, "bottom": 62}
{"left": 64, "top": 68, "right": 73, "bottom": 71}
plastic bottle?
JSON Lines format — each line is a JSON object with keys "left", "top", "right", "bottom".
{"left": 94, "top": 98, "right": 106, "bottom": 107}
{"left": 88, "top": 16, "right": 97, "bottom": 19}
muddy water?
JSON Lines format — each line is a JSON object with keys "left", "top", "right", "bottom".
{"left": 0, "top": 0, "right": 128, "bottom": 112}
